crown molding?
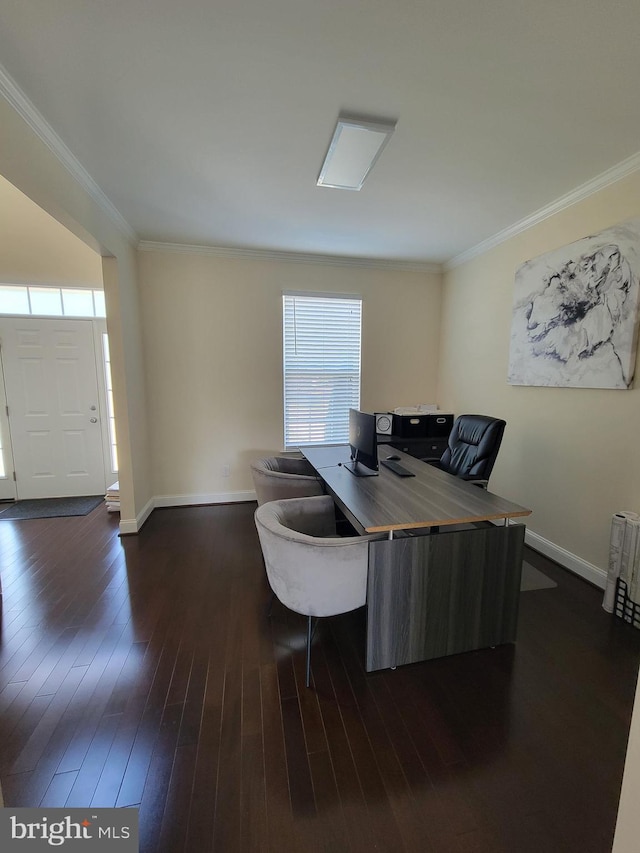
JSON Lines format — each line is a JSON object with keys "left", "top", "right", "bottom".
{"left": 7, "top": 54, "right": 637, "bottom": 275}
{"left": 137, "top": 240, "right": 442, "bottom": 274}
{"left": 0, "top": 62, "right": 138, "bottom": 246}
{"left": 444, "top": 150, "right": 640, "bottom": 272}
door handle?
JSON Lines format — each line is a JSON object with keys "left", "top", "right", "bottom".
{"left": 89, "top": 417, "right": 98, "bottom": 423}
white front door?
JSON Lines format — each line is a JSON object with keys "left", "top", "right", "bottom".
{"left": 0, "top": 361, "right": 17, "bottom": 500}
{"left": 0, "top": 317, "right": 106, "bottom": 499}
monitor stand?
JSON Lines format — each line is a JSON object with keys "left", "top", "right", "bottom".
{"left": 343, "top": 461, "right": 378, "bottom": 477}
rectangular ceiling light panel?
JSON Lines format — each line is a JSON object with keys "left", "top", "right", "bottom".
{"left": 317, "top": 117, "right": 396, "bottom": 191}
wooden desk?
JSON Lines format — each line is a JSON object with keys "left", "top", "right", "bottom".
{"left": 301, "top": 445, "right": 532, "bottom": 672}
{"left": 302, "top": 444, "right": 530, "bottom": 534}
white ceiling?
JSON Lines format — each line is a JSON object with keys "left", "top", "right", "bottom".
{"left": 1, "top": 0, "right": 639, "bottom": 266}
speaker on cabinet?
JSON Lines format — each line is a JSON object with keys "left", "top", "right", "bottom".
{"left": 374, "top": 413, "right": 393, "bottom": 435}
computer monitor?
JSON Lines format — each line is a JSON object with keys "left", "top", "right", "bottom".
{"left": 344, "top": 409, "right": 379, "bottom": 477}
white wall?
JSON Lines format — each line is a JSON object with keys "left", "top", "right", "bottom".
{"left": 138, "top": 248, "right": 442, "bottom": 500}
{"left": 440, "top": 175, "right": 640, "bottom": 846}
{"left": 0, "top": 174, "right": 103, "bottom": 286}
{"left": 439, "top": 170, "right": 640, "bottom": 576}
{"left": 0, "top": 96, "right": 151, "bottom": 527}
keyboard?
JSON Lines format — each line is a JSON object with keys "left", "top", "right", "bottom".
{"left": 381, "top": 459, "right": 415, "bottom": 477}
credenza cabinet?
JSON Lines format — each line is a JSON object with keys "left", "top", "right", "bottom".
{"left": 379, "top": 435, "right": 448, "bottom": 462}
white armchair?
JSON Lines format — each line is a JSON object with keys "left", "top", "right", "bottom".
{"left": 254, "top": 494, "right": 384, "bottom": 687}
{"left": 250, "top": 456, "right": 324, "bottom": 506}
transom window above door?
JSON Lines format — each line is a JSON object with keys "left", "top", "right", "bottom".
{"left": 0, "top": 284, "right": 106, "bottom": 318}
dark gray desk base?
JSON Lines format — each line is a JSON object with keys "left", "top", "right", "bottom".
{"left": 366, "top": 522, "right": 525, "bottom": 672}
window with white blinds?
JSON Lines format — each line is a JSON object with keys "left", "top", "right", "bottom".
{"left": 283, "top": 292, "right": 362, "bottom": 447}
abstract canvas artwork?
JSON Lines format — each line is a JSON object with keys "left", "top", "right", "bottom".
{"left": 508, "top": 218, "right": 640, "bottom": 389}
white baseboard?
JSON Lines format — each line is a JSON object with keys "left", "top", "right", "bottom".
{"left": 153, "top": 490, "right": 256, "bottom": 508}
{"left": 524, "top": 528, "right": 606, "bottom": 589}
{"left": 118, "top": 489, "right": 256, "bottom": 534}
{"left": 119, "top": 495, "right": 154, "bottom": 535}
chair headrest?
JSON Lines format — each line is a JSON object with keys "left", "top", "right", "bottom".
{"left": 441, "top": 414, "right": 506, "bottom": 481}
{"left": 454, "top": 415, "right": 505, "bottom": 447}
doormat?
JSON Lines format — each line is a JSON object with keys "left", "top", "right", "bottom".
{"left": 0, "top": 495, "right": 104, "bottom": 520}
{"left": 520, "top": 561, "right": 558, "bottom": 591}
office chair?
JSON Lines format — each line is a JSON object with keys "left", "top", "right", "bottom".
{"left": 431, "top": 414, "right": 506, "bottom": 488}
{"left": 254, "top": 495, "right": 384, "bottom": 687}
{"left": 250, "top": 456, "right": 324, "bottom": 505}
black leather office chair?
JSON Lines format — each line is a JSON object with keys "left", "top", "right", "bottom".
{"left": 431, "top": 414, "right": 506, "bottom": 488}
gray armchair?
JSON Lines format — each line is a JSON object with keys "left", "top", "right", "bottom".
{"left": 254, "top": 495, "right": 384, "bottom": 687}
{"left": 250, "top": 456, "right": 324, "bottom": 506}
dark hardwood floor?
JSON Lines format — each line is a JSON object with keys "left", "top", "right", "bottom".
{"left": 0, "top": 501, "right": 638, "bottom": 852}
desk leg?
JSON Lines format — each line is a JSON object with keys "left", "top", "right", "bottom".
{"left": 366, "top": 523, "right": 525, "bottom": 672}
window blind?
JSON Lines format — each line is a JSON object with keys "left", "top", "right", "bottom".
{"left": 283, "top": 293, "right": 362, "bottom": 447}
